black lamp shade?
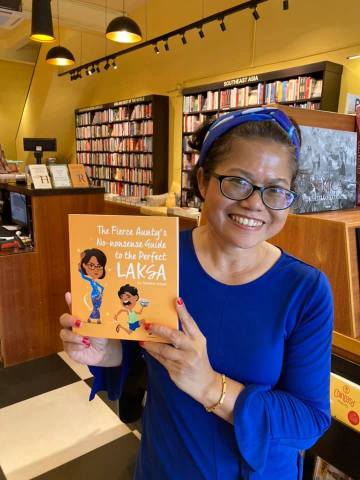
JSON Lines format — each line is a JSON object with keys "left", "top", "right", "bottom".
{"left": 46, "top": 46, "right": 75, "bottom": 66}
{"left": 30, "top": 0, "right": 55, "bottom": 43}
{"left": 106, "top": 15, "right": 142, "bottom": 43}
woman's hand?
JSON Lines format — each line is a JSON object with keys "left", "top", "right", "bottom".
{"left": 60, "top": 292, "right": 109, "bottom": 366}
{"left": 141, "top": 298, "right": 218, "bottom": 405}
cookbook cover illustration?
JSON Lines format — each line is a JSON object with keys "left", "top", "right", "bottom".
{"left": 69, "top": 214, "right": 179, "bottom": 342}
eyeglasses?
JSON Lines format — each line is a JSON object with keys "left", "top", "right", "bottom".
{"left": 86, "top": 262, "right": 104, "bottom": 271}
{"left": 212, "top": 173, "right": 298, "bottom": 210}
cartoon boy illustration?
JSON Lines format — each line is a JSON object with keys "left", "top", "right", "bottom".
{"left": 79, "top": 248, "right": 107, "bottom": 324}
{"left": 114, "top": 284, "right": 149, "bottom": 334}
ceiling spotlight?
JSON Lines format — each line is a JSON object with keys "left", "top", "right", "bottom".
{"left": 77, "top": 70, "right": 82, "bottom": 79}
{"left": 154, "top": 43, "right": 160, "bottom": 54}
{"left": 104, "top": 60, "right": 111, "bottom": 70}
{"left": 70, "top": 73, "right": 75, "bottom": 81}
{"left": 198, "top": 26, "right": 205, "bottom": 39}
{"left": 181, "top": 32, "right": 187, "bottom": 45}
{"left": 111, "top": 58, "right": 117, "bottom": 69}
{"left": 219, "top": 18, "right": 226, "bottom": 31}
{"left": 347, "top": 54, "right": 360, "bottom": 60}
{"left": 283, "top": 0, "right": 289, "bottom": 10}
{"left": 96, "top": 64, "right": 100, "bottom": 73}
{"left": 164, "top": 39, "right": 169, "bottom": 51}
{"left": 252, "top": 8, "right": 260, "bottom": 20}
{"left": 86, "top": 68, "right": 90, "bottom": 76}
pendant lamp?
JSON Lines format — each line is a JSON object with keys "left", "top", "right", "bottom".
{"left": 46, "top": 0, "right": 75, "bottom": 66}
{"left": 106, "top": 0, "right": 142, "bottom": 43}
{"left": 30, "top": 0, "right": 55, "bottom": 43}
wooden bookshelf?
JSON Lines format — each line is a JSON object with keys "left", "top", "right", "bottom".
{"left": 181, "top": 61, "right": 343, "bottom": 207}
{"left": 75, "top": 94, "right": 169, "bottom": 198}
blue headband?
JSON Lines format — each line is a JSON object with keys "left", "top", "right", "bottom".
{"left": 197, "top": 107, "right": 301, "bottom": 167}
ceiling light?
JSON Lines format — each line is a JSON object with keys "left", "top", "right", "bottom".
{"left": 46, "top": 45, "right": 75, "bottom": 66}
{"left": 198, "top": 26, "right": 205, "bottom": 39}
{"left": 181, "top": 32, "right": 187, "bottom": 45}
{"left": 91, "top": 65, "right": 96, "bottom": 74}
{"left": 96, "top": 64, "right": 100, "bottom": 73}
{"left": 252, "top": 8, "right": 260, "bottom": 20}
{"left": 106, "top": 6, "right": 142, "bottom": 44}
{"left": 77, "top": 70, "right": 82, "bottom": 79}
{"left": 111, "top": 58, "right": 117, "bottom": 69}
{"left": 30, "top": 0, "right": 55, "bottom": 43}
{"left": 283, "top": 0, "right": 289, "bottom": 10}
{"left": 164, "top": 39, "right": 169, "bottom": 51}
{"left": 347, "top": 54, "right": 360, "bottom": 60}
{"left": 219, "top": 18, "right": 226, "bottom": 31}
{"left": 86, "top": 68, "right": 91, "bottom": 76}
{"left": 154, "top": 43, "right": 160, "bottom": 54}
{"left": 104, "top": 60, "right": 111, "bottom": 70}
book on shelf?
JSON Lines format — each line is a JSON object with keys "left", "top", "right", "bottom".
{"left": 293, "top": 125, "right": 357, "bottom": 214}
{"left": 48, "top": 164, "right": 72, "bottom": 188}
{"left": 68, "top": 163, "right": 90, "bottom": 187}
{"left": 28, "top": 164, "right": 52, "bottom": 189}
{"left": 313, "top": 457, "right": 354, "bottom": 480}
{"left": 330, "top": 372, "right": 360, "bottom": 433}
{"left": 69, "top": 214, "right": 179, "bottom": 341}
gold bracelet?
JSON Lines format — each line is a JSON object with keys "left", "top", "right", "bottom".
{"left": 205, "top": 374, "right": 227, "bottom": 413}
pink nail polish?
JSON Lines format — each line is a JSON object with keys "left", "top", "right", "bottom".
{"left": 82, "top": 338, "right": 91, "bottom": 346}
{"left": 144, "top": 323, "right": 151, "bottom": 331}
{"left": 74, "top": 320, "right": 81, "bottom": 328}
{"left": 139, "top": 341, "right": 144, "bottom": 347}
{"left": 177, "top": 298, "right": 184, "bottom": 306}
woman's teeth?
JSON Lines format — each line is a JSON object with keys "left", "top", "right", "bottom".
{"left": 230, "top": 214, "right": 263, "bottom": 227}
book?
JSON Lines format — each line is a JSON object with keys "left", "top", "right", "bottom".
{"left": 69, "top": 214, "right": 179, "bottom": 341}
{"left": 68, "top": 163, "right": 90, "bottom": 187}
{"left": 330, "top": 372, "right": 360, "bottom": 432}
{"left": 293, "top": 125, "right": 357, "bottom": 214}
{"left": 48, "top": 164, "right": 72, "bottom": 188}
{"left": 28, "top": 164, "right": 52, "bottom": 189}
{"left": 313, "top": 457, "right": 353, "bottom": 479}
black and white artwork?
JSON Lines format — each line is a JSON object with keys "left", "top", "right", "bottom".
{"left": 293, "top": 125, "right": 357, "bottom": 214}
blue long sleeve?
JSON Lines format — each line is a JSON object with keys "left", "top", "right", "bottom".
{"left": 233, "top": 272, "right": 333, "bottom": 477}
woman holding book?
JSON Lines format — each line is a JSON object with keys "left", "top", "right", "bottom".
{"left": 60, "top": 107, "right": 333, "bottom": 479}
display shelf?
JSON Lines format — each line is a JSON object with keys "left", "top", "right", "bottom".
{"left": 181, "top": 61, "right": 343, "bottom": 206}
{"left": 75, "top": 94, "right": 169, "bottom": 197}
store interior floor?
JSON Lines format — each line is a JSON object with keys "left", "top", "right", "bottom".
{"left": 0, "top": 352, "right": 141, "bottom": 480}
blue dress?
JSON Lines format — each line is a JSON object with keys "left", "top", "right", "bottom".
{"left": 80, "top": 270, "right": 104, "bottom": 321}
{"left": 89, "top": 229, "right": 333, "bottom": 479}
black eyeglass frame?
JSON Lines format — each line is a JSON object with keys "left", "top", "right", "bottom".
{"left": 212, "top": 173, "right": 299, "bottom": 211}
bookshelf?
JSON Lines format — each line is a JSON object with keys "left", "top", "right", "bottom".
{"left": 181, "top": 61, "right": 343, "bottom": 207}
{"left": 75, "top": 94, "right": 169, "bottom": 198}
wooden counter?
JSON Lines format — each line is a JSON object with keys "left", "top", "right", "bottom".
{"left": 0, "top": 185, "right": 105, "bottom": 366}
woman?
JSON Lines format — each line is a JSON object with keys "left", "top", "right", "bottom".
{"left": 79, "top": 248, "right": 107, "bottom": 324}
{"left": 60, "top": 107, "right": 333, "bottom": 479}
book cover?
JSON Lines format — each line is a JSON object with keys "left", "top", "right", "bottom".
{"left": 48, "top": 164, "right": 72, "bottom": 188}
{"left": 330, "top": 372, "right": 359, "bottom": 433}
{"left": 69, "top": 214, "right": 179, "bottom": 342}
{"left": 28, "top": 164, "right": 52, "bottom": 189}
{"left": 68, "top": 163, "right": 90, "bottom": 188}
{"left": 313, "top": 456, "right": 353, "bottom": 480}
{"left": 293, "top": 125, "right": 357, "bottom": 214}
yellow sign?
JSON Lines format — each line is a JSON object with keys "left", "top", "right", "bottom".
{"left": 330, "top": 373, "right": 360, "bottom": 432}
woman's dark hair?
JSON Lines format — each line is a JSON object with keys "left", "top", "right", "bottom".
{"left": 189, "top": 118, "right": 302, "bottom": 201}
{"left": 81, "top": 248, "right": 107, "bottom": 279}
{"left": 118, "top": 284, "right": 139, "bottom": 299}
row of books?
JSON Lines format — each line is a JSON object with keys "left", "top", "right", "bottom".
{"left": 292, "top": 101, "right": 321, "bottom": 110}
{"left": 265, "top": 77, "right": 323, "bottom": 103}
{"left": 85, "top": 165, "right": 153, "bottom": 184}
{"left": 183, "top": 113, "right": 209, "bottom": 133}
{"left": 93, "top": 178, "right": 153, "bottom": 196}
{"left": 77, "top": 152, "right": 153, "bottom": 168}
{"left": 183, "top": 153, "right": 199, "bottom": 170}
{"left": 76, "top": 137, "right": 153, "bottom": 153}
{"left": 183, "top": 91, "right": 219, "bottom": 113}
{"left": 75, "top": 120, "right": 153, "bottom": 139}
{"left": 183, "top": 77, "right": 323, "bottom": 113}
{"left": 76, "top": 103, "right": 153, "bottom": 126}
{"left": 27, "top": 163, "right": 90, "bottom": 189}
{"left": 181, "top": 171, "right": 192, "bottom": 189}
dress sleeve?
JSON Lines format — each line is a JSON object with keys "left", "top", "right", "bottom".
{"left": 233, "top": 271, "right": 333, "bottom": 477}
{"left": 88, "top": 340, "right": 142, "bottom": 401}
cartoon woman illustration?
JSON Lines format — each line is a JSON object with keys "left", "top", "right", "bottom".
{"left": 79, "top": 248, "right": 107, "bottom": 324}
{"left": 114, "top": 284, "right": 149, "bottom": 334}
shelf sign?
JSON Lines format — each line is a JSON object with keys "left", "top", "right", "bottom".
{"left": 223, "top": 75, "right": 259, "bottom": 87}
{"left": 77, "top": 105, "right": 104, "bottom": 113}
{"left": 114, "top": 97, "right": 146, "bottom": 106}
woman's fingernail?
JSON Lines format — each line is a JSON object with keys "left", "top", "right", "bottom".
{"left": 82, "top": 338, "right": 91, "bottom": 346}
{"left": 74, "top": 320, "right": 81, "bottom": 328}
{"left": 144, "top": 323, "right": 151, "bottom": 331}
{"left": 177, "top": 298, "right": 184, "bottom": 306}
{"left": 139, "top": 341, "right": 144, "bottom": 347}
